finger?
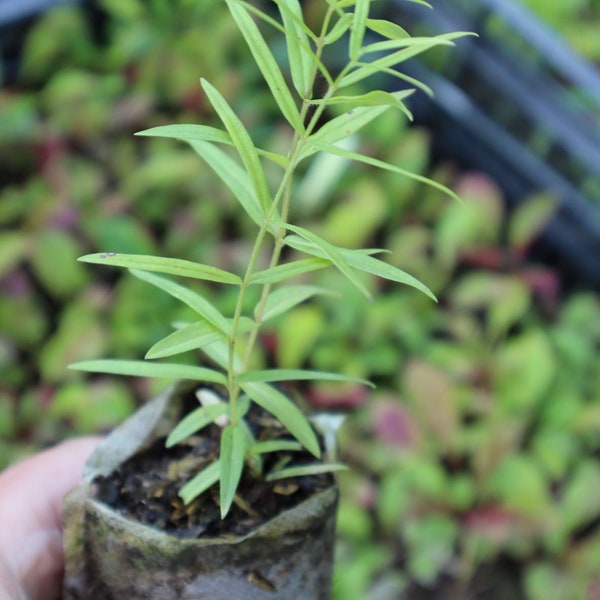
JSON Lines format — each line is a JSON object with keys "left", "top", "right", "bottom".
{"left": 0, "top": 437, "right": 102, "bottom": 600}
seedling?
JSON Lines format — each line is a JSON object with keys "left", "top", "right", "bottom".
{"left": 71, "top": 0, "right": 466, "bottom": 518}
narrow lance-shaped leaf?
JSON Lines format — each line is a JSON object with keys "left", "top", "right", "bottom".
{"left": 298, "top": 104, "right": 390, "bottom": 162}
{"left": 201, "top": 78, "right": 271, "bottom": 215}
{"left": 304, "top": 139, "right": 462, "bottom": 203}
{"left": 189, "top": 141, "right": 266, "bottom": 228}
{"left": 285, "top": 234, "right": 436, "bottom": 300}
{"left": 249, "top": 440, "right": 304, "bottom": 455}
{"left": 258, "top": 285, "right": 333, "bottom": 322}
{"left": 179, "top": 460, "right": 220, "bottom": 505}
{"left": 349, "top": 0, "right": 370, "bottom": 61}
{"left": 166, "top": 402, "right": 229, "bottom": 448}
{"left": 225, "top": 0, "right": 303, "bottom": 131}
{"left": 136, "top": 124, "right": 232, "bottom": 145}
{"left": 311, "top": 90, "right": 414, "bottom": 121}
{"left": 249, "top": 257, "right": 331, "bottom": 285}
{"left": 266, "top": 463, "right": 349, "bottom": 481}
{"left": 78, "top": 253, "right": 241, "bottom": 285}
{"left": 366, "top": 18, "right": 410, "bottom": 40}
{"left": 324, "top": 13, "right": 352, "bottom": 45}
{"left": 282, "top": 223, "right": 373, "bottom": 300}
{"left": 219, "top": 424, "right": 247, "bottom": 518}
{"left": 130, "top": 269, "right": 231, "bottom": 335}
{"left": 276, "top": 0, "right": 313, "bottom": 97}
{"left": 340, "top": 32, "right": 469, "bottom": 88}
{"left": 69, "top": 359, "right": 227, "bottom": 384}
{"left": 237, "top": 369, "right": 374, "bottom": 387}
{"left": 146, "top": 318, "right": 256, "bottom": 360}
{"left": 241, "top": 381, "right": 321, "bottom": 458}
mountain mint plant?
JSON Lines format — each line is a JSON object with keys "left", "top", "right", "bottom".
{"left": 71, "top": 0, "right": 466, "bottom": 518}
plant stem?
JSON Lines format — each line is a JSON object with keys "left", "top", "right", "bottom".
{"left": 226, "top": 5, "right": 350, "bottom": 427}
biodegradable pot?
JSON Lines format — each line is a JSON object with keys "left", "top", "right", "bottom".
{"left": 62, "top": 385, "right": 339, "bottom": 600}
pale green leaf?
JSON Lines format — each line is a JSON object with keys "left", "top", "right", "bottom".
{"left": 201, "top": 339, "right": 242, "bottom": 371}
{"left": 201, "top": 78, "right": 271, "bottom": 214}
{"left": 220, "top": 424, "right": 247, "bottom": 518}
{"left": 258, "top": 285, "right": 333, "bottom": 322}
{"left": 136, "top": 124, "right": 232, "bottom": 145}
{"left": 304, "top": 139, "right": 462, "bottom": 203}
{"left": 130, "top": 269, "right": 231, "bottom": 335}
{"left": 78, "top": 253, "right": 241, "bottom": 285}
{"left": 237, "top": 369, "right": 373, "bottom": 387}
{"left": 241, "top": 381, "right": 321, "bottom": 458}
{"left": 366, "top": 18, "right": 409, "bottom": 40}
{"left": 276, "top": 0, "right": 312, "bottom": 96}
{"left": 166, "top": 402, "right": 229, "bottom": 447}
{"left": 146, "top": 318, "right": 255, "bottom": 360}
{"left": 69, "top": 359, "right": 227, "bottom": 384}
{"left": 285, "top": 234, "right": 436, "bottom": 300}
{"left": 340, "top": 32, "right": 469, "bottom": 88}
{"left": 145, "top": 322, "right": 224, "bottom": 359}
{"left": 179, "top": 460, "right": 220, "bottom": 504}
{"left": 249, "top": 439, "right": 304, "bottom": 454}
{"left": 266, "top": 462, "right": 348, "bottom": 480}
{"left": 314, "top": 90, "right": 414, "bottom": 121}
{"left": 361, "top": 34, "right": 460, "bottom": 55}
{"left": 249, "top": 257, "right": 331, "bottom": 285}
{"left": 349, "top": 0, "right": 370, "bottom": 61}
{"left": 188, "top": 141, "right": 266, "bottom": 228}
{"left": 324, "top": 13, "right": 352, "bottom": 44}
{"left": 225, "top": 0, "right": 303, "bottom": 131}
{"left": 282, "top": 223, "right": 372, "bottom": 300}
{"left": 299, "top": 105, "right": 389, "bottom": 161}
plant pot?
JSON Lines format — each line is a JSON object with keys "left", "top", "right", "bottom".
{"left": 62, "top": 384, "right": 339, "bottom": 600}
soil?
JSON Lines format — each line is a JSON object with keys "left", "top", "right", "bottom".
{"left": 92, "top": 387, "right": 334, "bottom": 539}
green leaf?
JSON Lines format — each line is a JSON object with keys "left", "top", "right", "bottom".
{"left": 241, "top": 381, "right": 321, "bottom": 458}
{"left": 146, "top": 322, "right": 225, "bottom": 360}
{"left": 201, "top": 78, "right": 271, "bottom": 214}
{"left": 237, "top": 369, "right": 373, "bottom": 387}
{"left": 282, "top": 223, "right": 373, "bottom": 300}
{"left": 285, "top": 234, "right": 436, "bottom": 300}
{"left": 266, "top": 462, "right": 348, "bottom": 480}
{"left": 225, "top": 1, "right": 303, "bottom": 131}
{"left": 166, "top": 402, "right": 229, "bottom": 447}
{"left": 188, "top": 141, "right": 266, "bottom": 228}
{"left": 304, "top": 139, "right": 462, "bottom": 203}
{"left": 249, "top": 257, "right": 331, "bottom": 284}
{"left": 249, "top": 439, "right": 304, "bottom": 454}
{"left": 69, "top": 359, "right": 227, "bottom": 384}
{"left": 366, "top": 18, "right": 409, "bottom": 40}
{"left": 136, "top": 124, "right": 232, "bottom": 145}
{"left": 219, "top": 424, "right": 247, "bottom": 518}
{"left": 340, "top": 32, "right": 468, "bottom": 88}
{"left": 276, "top": 0, "right": 313, "bottom": 96}
{"left": 349, "top": 0, "right": 370, "bottom": 61}
{"left": 130, "top": 269, "right": 231, "bottom": 335}
{"left": 202, "top": 339, "right": 241, "bottom": 371}
{"left": 79, "top": 253, "right": 241, "bottom": 285}
{"left": 146, "top": 318, "right": 255, "bottom": 360}
{"left": 299, "top": 105, "right": 389, "bottom": 161}
{"left": 324, "top": 13, "right": 352, "bottom": 45}
{"left": 314, "top": 90, "right": 414, "bottom": 120}
{"left": 258, "top": 285, "right": 333, "bottom": 322}
{"left": 179, "top": 460, "right": 220, "bottom": 505}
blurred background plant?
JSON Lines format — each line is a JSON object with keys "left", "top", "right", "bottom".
{"left": 1, "top": 0, "right": 600, "bottom": 598}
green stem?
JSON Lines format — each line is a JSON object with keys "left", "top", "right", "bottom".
{"left": 226, "top": 5, "right": 349, "bottom": 426}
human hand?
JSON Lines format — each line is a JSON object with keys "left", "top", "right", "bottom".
{"left": 0, "top": 437, "right": 102, "bottom": 600}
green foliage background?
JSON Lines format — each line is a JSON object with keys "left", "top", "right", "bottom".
{"left": 1, "top": 0, "right": 600, "bottom": 597}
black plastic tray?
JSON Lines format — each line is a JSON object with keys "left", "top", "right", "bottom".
{"left": 391, "top": 0, "right": 600, "bottom": 288}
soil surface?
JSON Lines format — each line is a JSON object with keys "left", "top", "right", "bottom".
{"left": 92, "top": 388, "right": 333, "bottom": 539}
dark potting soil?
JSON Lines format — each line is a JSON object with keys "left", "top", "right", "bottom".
{"left": 92, "top": 389, "right": 334, "bottom": 540}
